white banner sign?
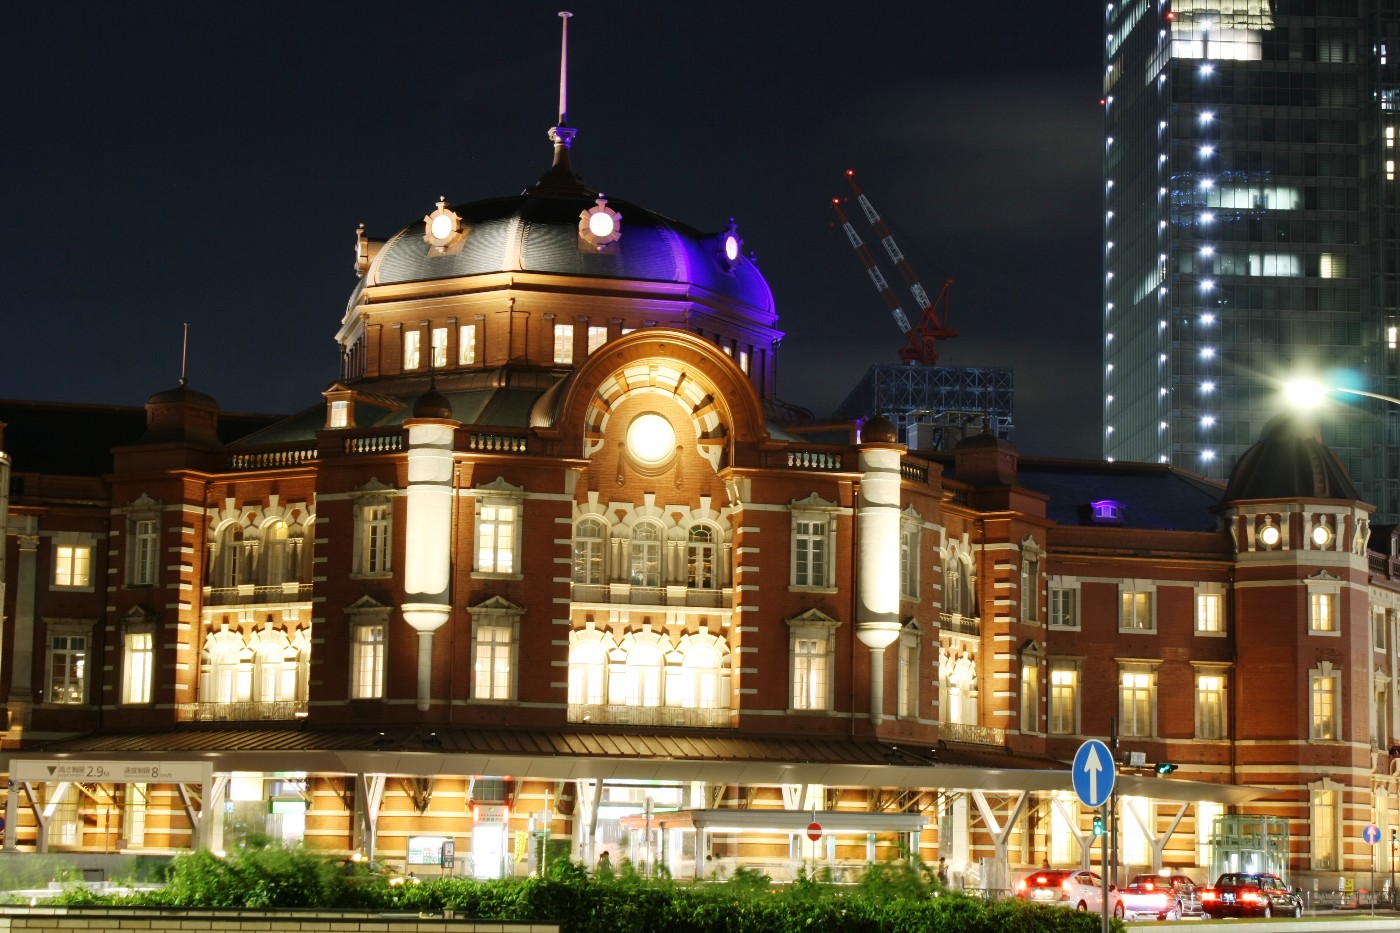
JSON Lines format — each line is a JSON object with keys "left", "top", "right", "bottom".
{"left": 11, "top": 760, "right": 211, "bottom": 784}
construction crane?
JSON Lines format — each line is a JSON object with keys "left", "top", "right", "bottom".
{"left": 834, "top": 169, "right": 957, "bottom": 366}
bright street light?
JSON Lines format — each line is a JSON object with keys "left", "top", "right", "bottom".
{"left": 1283, "top": 379, "right": 1400, "bottom": 410}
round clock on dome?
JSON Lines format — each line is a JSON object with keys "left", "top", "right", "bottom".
{"left": 578, "top": 195, "right": 622, "bottom": 250}
{"left": 626, "top": 412, "right": 676, "bottom": 465}
{"left": 423, "top": 197, "right": 464, "bottom": 250}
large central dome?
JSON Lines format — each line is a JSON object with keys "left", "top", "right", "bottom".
{"left": 360, "top": 188, "right": 773, "bottom": 315}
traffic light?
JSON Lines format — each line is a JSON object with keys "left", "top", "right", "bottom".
{"left": 1092, "top": 815, "right": 1105, "bottom": 837}
{"left": 1155, "top": 762, "right": 1178, "bottom": 775}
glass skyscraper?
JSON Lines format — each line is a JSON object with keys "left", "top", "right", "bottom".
{"left": 1103, "top": 0, "right": 1400, "bottom": 519}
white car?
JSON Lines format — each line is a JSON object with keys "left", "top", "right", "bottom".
{"left": 1017, "top": 868, "right": 1124, "bottom": 918}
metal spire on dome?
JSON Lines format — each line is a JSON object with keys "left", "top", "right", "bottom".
{"left": 180, "top": 322, "right": 190, "bottom": 387}
{"left": 533, "top": 11, "right": 592, "bottom": 195}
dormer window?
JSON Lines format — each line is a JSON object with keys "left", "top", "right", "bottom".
{"left": 328, "top": 400, "right": 350, "bottom": 429}
{"left": 1090, "top": 499, "right": 1125, "bottom": 524}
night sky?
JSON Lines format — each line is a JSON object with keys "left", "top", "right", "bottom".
{"left": 6, "top": 2, "right": 1104, "bottom": 459}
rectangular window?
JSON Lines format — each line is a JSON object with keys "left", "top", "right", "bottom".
{"left": 1020, "top": 659, "right": 1040, "bottom": 732}
{"left": 131, "top": 519, "right": 159, "bottom": 586}
{"left": 1311, "top": 592, "right": 1338, "bottom": 633}
{"left": 900, "top": 525, "right": 918, "bottom": 600}
{"left": 328, "top": 399, "right": 349, "bottom": 429}
{"left": 431, "top": 326, "right": 448, "bottom": 368}
{"left": 1196, "top": 592, "right": 1224, "bottom": 634}
{"left": 459, "top": 324, "right": 477, "bottom": 365}
{"left": 122, "top": 631, "right": 153, "bottom": 704}
{"left": 1313, "top": 786, "right": 1338, "bottom": 870}
{"left": 1049, "top": 587, "right": 1078, "bottom": 628}
{"left": 553, "top": 324, "right": 574, "bottom": 364}
{"left": 1375, "top": 610, "right": 1388, "bottom": 652}
{"left": 1120, "top": 589, "right": 1154, "bottom": 631}
{"left": 739, "top": 349, "right": 750, "bottom": 373}
{"left": 1196, "top": 671, "right": 1227, "bottom": 739}
{"left": 124, "top": 784, "right": 149, "bottom": 847}
{"left": 1119, "top": 668, "right": 1155, "bottom": 737}
{"left": 897, "top": 637, "right": 918, "bottom": 718}
{"left": 1049, "top": 663, "right": 1078, "bottom": 734}
{"left": 351, "top": 623, "right": 385, "bottom": 699}
{"left": 794, "top": 519, "right": 829, "bottom": 588}
{"left": 403, "top": 329, "right": 421, "bottom": 369}
{"left": 793, "top": 637, "right": 829, "bottom": 710}
{"left": 473, "top": 625, "right": 512, "bottom": 700}
{"left": 48, "top": 634, "right": 87, "bottom": 704}
{"left": 1311, "top": 671, "right": 1339, "bottom": 740}
{"left": 1197, "top": 801, "right": 1221, "bottom": 869}
{"left": 478, "top": 502, "right": 518, "bottom": 574}
{"left": 359, "top": 504, "right": 391, "bottom": 575}
{"left": 53, "top": 545, "right": 92, "bottom": 588}
{"left": 1021, "top": 555, "right": 1040, "bottom": 622}
{"left": 586, "top": 325, "right": 607, "bottom": 354}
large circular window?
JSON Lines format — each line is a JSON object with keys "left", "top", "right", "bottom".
{"left": 626, "top": 413, "right": 676, "bottom": 465}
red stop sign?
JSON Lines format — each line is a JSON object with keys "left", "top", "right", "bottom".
{"left": 807, "top": 822, "right": 822, "bottom": 841}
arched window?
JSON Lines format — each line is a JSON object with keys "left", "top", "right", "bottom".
{"left": 687, "top": 525, "right": 716, "bottom": 590}
{"left": 203, "top": 625, "right": 250, "bottom": 704}
{"left": 625, "top": 641, "right": 664, "bottom": 706}
{"left": 573, "top": 517, "right": 607, "bottom": 585}
{"left": 262, "top": 521, "right": 288, "bottom": 586}
{"left": 629, "top": 522, "right": 663, "bottom": 588}
{"left": 678, "top": 643, "right": 724, "bottom": 708}
{"left": 216, "top": 524, "right": 245, "bottom": 588}
{"left": 568, "top": 640, "right": 607, "bottom": 705}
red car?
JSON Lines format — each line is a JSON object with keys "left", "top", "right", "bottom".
{"left": 1199, "top": 872, "right": 1303, "bottom": 919}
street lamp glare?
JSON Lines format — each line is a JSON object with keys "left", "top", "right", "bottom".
{"left": 1283, "top": 380, "right": 1328, "bottom": 411}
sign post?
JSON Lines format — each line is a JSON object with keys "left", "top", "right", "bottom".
{"left": 1365, "top": 823, "right": 1381, "bottom": 913}
{"left": 1072, "top": 741, "right": 1116, "bottom": 933}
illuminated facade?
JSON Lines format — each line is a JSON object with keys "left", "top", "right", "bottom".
{"left": 5, "top": 19, "right": 1400, "bottom": 894}
{"left": 1102, "top": 1, "right": 1400, "bottom": 520}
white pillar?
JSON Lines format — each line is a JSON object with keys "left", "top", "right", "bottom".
{"left": 856, "top": 442, "right": 904, "bottom": 724}
{"left": 402, "top": 418, "right": 456, "bottom": 711}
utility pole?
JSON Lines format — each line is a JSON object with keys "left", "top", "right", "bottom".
{"left": 1110, "top": 717, "right": 1119, "bottom": 889}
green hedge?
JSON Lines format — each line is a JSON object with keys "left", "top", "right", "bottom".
{"left": 44, "top": 848, "right": 1121, "bottom": 933}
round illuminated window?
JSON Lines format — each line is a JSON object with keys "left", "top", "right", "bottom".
{"left": 430, "top": 212, "right": 456, "bottom": 241}
{"left": 724, "top": 233, "right": 740, "bottom": 262}
{"left": 626, "top": 413, "right": 676, "bottom": 464}
{"left": 1312, "top": 524, "right": 1332, "bottom": 547}
{"left": 1258, "top": 523, "right": 1280, "bottom": 547}
{"left": 588, "top": 211, "right": 615, "bottom": 239}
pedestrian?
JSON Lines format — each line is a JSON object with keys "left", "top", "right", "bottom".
{"left": 596, "top": 850, "right": 613, "bottom": 878}
{"left": 937, "top": 857, "right": 949, "bottom": 886}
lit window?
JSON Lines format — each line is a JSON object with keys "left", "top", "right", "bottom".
{"left": 572, "top": 517, "right": 607, "bottom": 587}
{"left": 1020, "top": 652, "right": 1041, "bottom": 733}
{"left": 553, "top": 324, "right": 575, "bottom": 364}
{"left": 1310, "top": 665, "right": 1340, "bottom": 740}
{"left": 261, "top": 520, "right": 289, "bottom": 586}
{"left": 477, "top": 501, "right": 519, "bottom": 574}
{"left": 130, "top": 518, "right": 159, "bottom": 586}
{"left": 430, "top": 327, "right": 448, "bottom": 368}
{"left": 1375, "top": 609, "right": 1388, "bottom": 652}
{"left": 568, "top": 637, "right": 607, "bottom": 706}
{"left": 1196, "top": 590, "right": 1224, "bottom": 634}
{"left": 897, "top": 626, "right": 919, "bottom": 719}
{"left": 943, "top": 550, "right": 976, "bottom": 617}
{"left": 1319, "top": 254, "right": 1346, "bottom": 278}
{"left": 628, "top": 521, "right": 663, "bottom": 588}
{"left": 328, "top": 399, "right": 349, "bottom": 429}
{"left": 1049, "top": 586, "right": 1079, "bottom": 629}
{"left": 1020, "top": 549, "right": 1040, "bottom": 622}
{"left": 47, "top": 631, "right": 88, "bottom": 705}
{"left": 53, "top": 544, "right": 92, "bottom": 588}
{"left": 355, "top": 502, "right": 392, "bottom": 576}
{"left": 1310, "top": 590, "right": 1339, "bottom": 633}
{"left": 214, "top": 524, "right": 246, "bottom": 587}
{"left": 739, "top": 349, "right": 749, "bottom": 373}
{"left": 1119, "top": 666, "right": 1156, "bottom": 738}
{"left": 122, "top": 629, "right": 153, "bottom": 704}
{"left": 1390, "top": 326, "right": 1399, "bottom": 350}
{"left": 1196, "top": 670, "right": 1227, "bottom": 738}
{"left": 625, "top": 639, "right": 664, "bottom": 706}
{"left": 403, "top": 330, "right": 421, "bottom": 370}
{"left": 586, "top": 325, "right": 607, "bottom": 354}
{"left": 793, "top": 637, "right": 829, "bottom": 710}
{"left": 1119, "top": 586, "right": 1155, "bottom": 632}
{"left": 350, "top": 619, "right": 386, "bottom": 700}
{"left": 1312, "top": 782, "right": 1340, "bottom": 870}
{"left": 1049, "top": 662, "right": 1079, "bottom": 735}
{"left": 687, "top": 524, "right": 717, "bottom": 590}
{"left": 473, "top": 624, "right": 513, "bottom": 701}
{"left": 459, "top": 324, "right": 478, "bottom": 365}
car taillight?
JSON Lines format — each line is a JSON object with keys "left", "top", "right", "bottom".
{"left": 1241, "top": 891, "right": 1262, "bottom": 904}
{"left": 1062, "top": 880, "right": 1073, "bottom": 892}
{"left": 1017, "top": 880, "right": 1027, "bottom": 893}
{"left": 1201, "top": 890, "right": 1218, "bottom": 902}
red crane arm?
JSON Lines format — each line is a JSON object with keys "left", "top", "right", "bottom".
{"left": 831, "top": 199, "right": 912, "bottom": 334}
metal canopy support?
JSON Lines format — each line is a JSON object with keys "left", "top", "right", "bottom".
{"left": 1125, "top": 798, "right": 1189, "bottom": 874}
{"left": 20, "top": 780, "right": 72, "bottom": 854}
{"left": 357, "top": 773, "right": 387, "bottom": 860}
{"left": 971, "top": 790, "right": 1027, "bottom": 893}
{"left": 174, "top": 777, "right": 219, "bottom": 852}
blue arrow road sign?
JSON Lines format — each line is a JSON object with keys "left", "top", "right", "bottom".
{"left": 1072, "top": 739, "right": 1116, "bottom": 809}
{"left": 1365, "top": 824, "right": 1382, "bottom": 845}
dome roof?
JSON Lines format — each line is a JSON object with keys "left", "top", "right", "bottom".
{"left": 146, "top": 383, "right": 218, "bottom": 409}
{"left": 364, "top": 189, "right": 774, "bottom": 315}
{"left": 861, "top": 414, "right": 898, "bottom": 444}
{"left": 1223, "top": 413, "right": 1360, "bottom": 502}
{"left": 411, "top": 386, "right": 454, "bottom": 421}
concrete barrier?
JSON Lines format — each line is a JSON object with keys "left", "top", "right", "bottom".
{"left": 0, "top": 906, "right": 560, "bottom": 933}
